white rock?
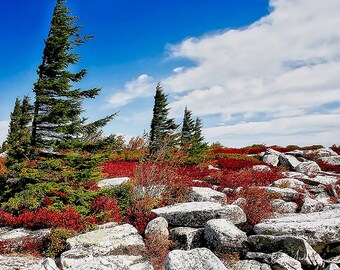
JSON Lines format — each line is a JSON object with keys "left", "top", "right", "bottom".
{"left": 232, "top": 197, "right": 247, "bottom": 208}
{"left": 269, "top": 252, "right": 303, "bottom": 270}
{"left": 170, "top": 227, "right": 204, "bottom": 250}
{"left": 279, "top": 154, "right": 301, "bottom": 169}
{"left": 41, "top": 258, "right": 59, "bottom": 270}
{"left": 247, "top": 235, "right": 324, "bottom": 268}
{"left": 252, "top": 165, "right": 271, "bottom": 171}
{"left": 253, "top": 208, "right": 340, "bottom": 249}
{"left": 164, "top": 248, "right": 228, "bottom": 270}
{"left": 152, "top": 202, "right": 246, "bottom": 227}
{"left": 145, "top": 217, "right": 169, "bottom": 238}
{"left": 325, "top": 263, "right": 340, "bottom": 270}
{"left": 272, "top": 199, "right": 298, "bottom": 214}
{"left": 262, "top": 149, "right": 282, "bottom": 166}
{"left": 319, "top": 156, "right": 340, "bottom": 166}
{"left": 0, "top": 255, "right": 44, "bottom": 270}
{"left": 61, "top": 223, "right": 153, "bottom": 270}
{"left": 260, "top": 187, "right": 299, "bottom": 201}
{"left": 271, "top": 178, "right": 305, "bottom": 189}
{"left": 237, "top": 260, "right": 271, "bottom": 270}
{"left": 204, "top": 219, "right": 247, "bottom": 252}
{"left": 314, "top": 147, "right": 338, "bottom": 157}
{"left": 303, "top": 174, "right": 339, "bottom": 186}
{"left": 97, "top": 177, "right": 130, "bottom": 188}
{"left": 294, "top": 161, "right": 321, "bottom": 176}
{"left": 208, "top": 165, "right": 220, "bottom": 170}
{"left": 189, "top": 187, "right": 226, "bottom": 202}
{"left": 301, "top": 196, "right": 325, "bottom": 213}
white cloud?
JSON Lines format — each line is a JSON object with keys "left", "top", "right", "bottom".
{"left": 107, "top": 74, "right": 155, "bottom": 107}
{"left": 203, "top": 114, "right": 340, "bottom": 147}
{"left": 114, "top": 0, "right": 340, "bottom": 146}
{"left": 0, "top": 120, "right": 9, "bottom": 145}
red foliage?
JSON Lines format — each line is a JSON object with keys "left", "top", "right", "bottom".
{"left": 125, "top": 198, "right": 158, "bottom": 235}
{"left": 216, "top": 157, "right": 264, "bottom": 171}
{"left": 218, "top": 168, "right": 283, "bottom": 189}
{"left": 42, "top": 197, "right": 53, "bottom": 206}
{"left": 317, "top": 161, "right": 340, "bottom": 174}
{"left": 229, "top": 188, "right": 278, "bottom": 230}
{"left": 212, "top": 148, "right": 249, "bottom": 154}
{"left": 81, "top": 180, "right": 99, "bottom": 191}
{"left": 0, "top": 207, "right": 92, "bottom": 232}
{"left": 49, "top": 190, "right": 67, "bottom": 199}
{"left": 102, "top": 161, "right": 138, "bottom": 177}
{"left": 90, "top": 196, "right": 121, "bottom": 223}
{"left": 0, "top": 237, "right": 43, "bottom": 255}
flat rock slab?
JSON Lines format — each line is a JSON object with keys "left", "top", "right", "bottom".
{"left": 152, "top": 202, "right": 246, "bottom": 227}
{"left": 253, "top": 208, "right": 340, "bottom": 249}
{"left": 246, "top": 235, "right": 323, "bottom": 268}
{"left": 319, "top": 156, "right": 340, "bottom": 166}
{"left": 237, "top": 260, "right": 271, "bottom": 270}
{"left": 164, "top": 248, "right": 229, "bottom": 270}
{"left": 61, "top": 223, "right": 153, "bottom": 270}
{"left": 98, "top": 177, "right": 130, "bottom": 188}
{"left": 189, "top": 187, "right": 226, "bottom": 202}
{"left": 0, "top": 255, "right": 44, "bottom": 270}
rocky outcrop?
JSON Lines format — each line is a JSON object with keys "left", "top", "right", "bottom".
{"left": 170, "top": 227, "right": 204, "bottom": 250}
{"left": 151, "top": 202, "right": 246, "bottom": 227}
{"left": 164, "top": 248, "right": 229, "bottom": 270}
{"left": 294, "top": 161, "right": 321, "bottom": 176}
{"left": 260, "top": 186, "right": 299, "bottom": 201}
{"left": 271, "top": 178, "right": 305, "bottom": 189}
{"left": 253, "top": 208, "right": 340, "bottom": 251}
{"left": 237, "top": 260, "right": 271, "bottom": 270}
{"left": 60, "top": 223, "right": 153, "bottom": 270}
{"left": 189, "top": 187, "right": 226, "bottom": 202}
{"left": 246, "top": 235, "right": 324, "bottom": 268}
{"left": 204, "top": 219, "right": 247, "bottom": 252}
{"left": 262, "top": 149, "right": 281, "bottom": 166}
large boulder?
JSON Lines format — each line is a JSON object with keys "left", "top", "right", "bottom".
{"left": 204, "top": 219, "right": 247, "bottom": 252}
{"left": 319, "top": 156, "right": 340, "bottom": 166}
{"left": 294, "top": 161, "right": 321, "bottom": 176}
{"left": 246, "top": 252, "right": 303, "bottom": 270}
{"left": 246, "top": 235, "right": 324, "bottom": 268}
{"left": 151, "top": 202, "right": 246, "bottom": 227}
{"left": 314, "top": 147, "right": 338, "bottom": 158}
{"left": 301, "top": 174, "right": 339, "bottom": 186}
{"left": 271, "top": 178, "right": 305, "bottom": 190}
{"left": 60, "top": 223, "right": 153, "bottom": 270}
{"left": 170, "top": 227, "right": 204, "bottom": 250}
{"left": 189, "top": 187, "right": 226, "bottom": 203}
{"left": 145, "top": 217, "right": 169, "bottom": 238}
{"left": 272, "top": 199, "right": 298, "bottom": 215}
{"left": 260, "top": 187, "right": 299, "bottom": 201}
{"left": 279, "top": 154, "right": 301, "bottom": 169}
{"left": 253, "top": 208, "right": 340, "bottom": 252}
{"left": 300, "top": 196, "right": 325, "bottom": 213}
{"left": 262, "top": 149, "right": 282, "bottom": 166}
{"left": 164, "top": 248, "right": 229, "bottom": 270}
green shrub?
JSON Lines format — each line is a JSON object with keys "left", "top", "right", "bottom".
{"left": 43, "top": 228, "right": 78, "bottom": 258}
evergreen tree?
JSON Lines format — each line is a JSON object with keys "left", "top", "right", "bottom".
{"left": 150, "top": 83, "right": 178, "bottom": 153}
{"left": 31, "top": 0, "right": 114, "bottom": 152}
{"left": 6, "top": 96, "right": 32, "bottom": 163}
{"left": 189, "top": 117, "right": 207, "bottom": 157}
{"left": 180, "top": 106, "right": 195, "bottom": 146}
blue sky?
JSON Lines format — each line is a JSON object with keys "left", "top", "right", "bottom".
{"left": 1, "top": 0, "right": 340, "bottom": 147}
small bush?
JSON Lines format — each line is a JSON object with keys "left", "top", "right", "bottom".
{"left": 90, "top": 195, "right": 121, "bottom": 223}
{"left": 43, "top": 228, "right": 78, "bottom": 258}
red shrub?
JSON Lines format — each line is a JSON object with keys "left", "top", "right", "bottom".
{"left": 229, "top": 188, "right": 278, "bottom": 230}
{"left": 49, "top": 190, "right": 67, "bottom": 199}
{"left": 125, "top": 198, "right": 158, "bottom": 235}
{"left": 102, "top": 161, "right": 138, "bottom": 177}
{"left": 90, "top": 196, "right": 121, "bottom": 223}
{"left": 0, "top": 240, "right": 14, "bottom": 254}
{"left": 218, "top": 169, "right": 283, "bottom": 189}
{"left": 216, "top": 157, "right": 264, "bottom": 171}
{"left": 42, "top": 197, "right": 53, "bottom": 206}
{"left": 317, "top": 161, "right": 340, "bottom": 174}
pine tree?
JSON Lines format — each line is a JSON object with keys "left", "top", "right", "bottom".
{"left": 189, "top": 117, "right": 207, "bottom": 157}
{"left": 180, "top": 106, "right": 195, "bottom": 146}
{"left": 6, "top": 96, "right": 32, "bottom": 163}
{"left": 150, "top": 83, "right": 178, "bottom": 153}
{"left": 31, "top": 0, "right": 114, "bottom": 153}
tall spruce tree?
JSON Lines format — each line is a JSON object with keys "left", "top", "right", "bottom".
{"left": 150, "top": 83, "right": 178, "bottom": 153}
{"left": 190, "top": 117, "right": 207, "bottom": 156}
{"left": 6, "top": 96, "right": 32, "bottom": 163}
{"left": 31, "top": 0, "right": 114, "bottom": 152}
{"left": 180, "top": 106, "right": 195, "bottom": 146}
